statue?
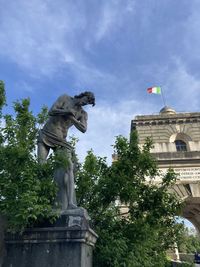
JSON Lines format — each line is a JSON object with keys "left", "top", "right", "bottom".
{"left": 37, "top": 91, "right": 95, "bottom": 212}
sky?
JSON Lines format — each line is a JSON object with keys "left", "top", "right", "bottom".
{"left": 1, "top": 0, "right": 200, "bottom": 164}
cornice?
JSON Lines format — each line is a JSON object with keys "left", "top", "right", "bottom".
{"left": 131, "top": 113, "right": 200, "bottom": 129}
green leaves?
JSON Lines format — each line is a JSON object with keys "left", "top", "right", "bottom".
{"left": 178, "top": 225, "right": 200, "bottom": 254}
{"left": 0, "top": 80, "right": 6, "bottom": 113}
{"left": 37, "top": 105, "right": 49, "bottom": 125}
{"left": 0, "top": 92, "right": 57, "bottom": 232}
{"left": 76, "top": 131, "right": 183, "bottom": 267}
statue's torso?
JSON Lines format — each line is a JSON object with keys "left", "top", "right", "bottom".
{"left": 39, "top": 95, "right": 86, "bottom": 148}
{"left": 43, "top": 115, "right": 73, "bottom": 140}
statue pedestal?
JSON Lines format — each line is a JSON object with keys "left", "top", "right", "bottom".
{"left": 3, "top": 212, "right": 98, "bottom": 267}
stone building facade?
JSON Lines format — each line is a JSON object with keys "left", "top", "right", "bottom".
{"left": 131, "top": 106, "right": 200, "bottom": 231}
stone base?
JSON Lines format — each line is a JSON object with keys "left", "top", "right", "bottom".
{"left": 2, "top": 213, "right": 98, "bottom": 267}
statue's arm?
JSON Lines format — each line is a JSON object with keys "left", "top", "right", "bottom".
{"left": 48, "top": 95, "right": 74, "bottom": 116}
{"left": 70, "top": 112, "right": 88, "bottom": 133}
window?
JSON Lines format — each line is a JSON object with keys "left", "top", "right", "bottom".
{"left": 175, "top": 140, "right": 187, "bottom": 151}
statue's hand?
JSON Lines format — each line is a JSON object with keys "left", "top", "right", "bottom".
{"left": 68, "top": 114, "right": 76, "bottom": 121}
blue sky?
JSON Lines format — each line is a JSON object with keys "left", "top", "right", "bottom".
{"left": 1, "top": 0, "right": 200, "bottom": 163}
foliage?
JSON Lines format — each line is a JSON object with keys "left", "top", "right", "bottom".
{"left": 178, "top": 226, "right": 200, "bottom": 254}
{"left": 0, "top": 83, "right": 57, "bottom": 232}
{"left": 0, "top": 80, "right": 6, "bottom": 112}
{"left": 76, "top": 131, "right": 183, "bottom": 267}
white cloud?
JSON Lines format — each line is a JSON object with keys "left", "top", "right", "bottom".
{"left": 0, "top": 0, "right": 85, "bottom": 75}
{"left": 1, "top": 0, "right": 200, "bottom": 150}
{"left": 69, "top": 99, "right": 156, "bottom": 164}
{"left": 95, "top": 1, "right": 119, "bottom": 42}
{"left": 93, "top": 0, "right": 136, "bottom": 42}
{"left": 165, "top": 58, "right": 200, "bottom": 111}
{"left": 0, "top": 0, "right": 137, "bottom": 79}
{"left": 183, "top": 1, "right": 200, "bottom": 62}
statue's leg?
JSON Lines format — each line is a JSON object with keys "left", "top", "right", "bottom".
{"left": 54, "top": 147, "right": 77, "bottom": 211}
{"left": 37, "top": 141, "right": 50, "bottom": 164}
{"left": 54, "top": 167, "right": 67, "bottom": 210}
{"left": 52, "top": 147, "right": 68, "bottom": 211}
{"left": 64, "top": 150, "right": 77, "bottom": 209}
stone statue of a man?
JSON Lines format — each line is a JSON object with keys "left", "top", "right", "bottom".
{"left": 38, "top": 91, "right": 95, "bottom": 211}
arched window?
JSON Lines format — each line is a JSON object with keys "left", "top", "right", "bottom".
{"left": 175, "top": 140, "right": 187, "bottom": 151}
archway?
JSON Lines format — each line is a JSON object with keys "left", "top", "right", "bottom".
{"left": 172, "top": 181, "right": 200, "bottom": 233}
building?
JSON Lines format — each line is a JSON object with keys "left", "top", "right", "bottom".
{"left": 131, "top": 106, "right": 200, "bottom": 231}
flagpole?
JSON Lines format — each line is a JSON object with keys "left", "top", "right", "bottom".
{"left": 160, "top": 87, "right": 166, "bottom": 106}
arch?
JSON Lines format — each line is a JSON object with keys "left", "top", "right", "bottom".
{"left": 185, "top": 217, "right": 200, "bottom": 234}
{"left": 169, "top": 133, "right": 192, "bottom": 143}
{"left": 173, "top": 182, "right": 200, "bottom": 234}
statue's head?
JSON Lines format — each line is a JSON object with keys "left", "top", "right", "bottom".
{"left": 74, "top": 91, "right": 95, "bottom": 106}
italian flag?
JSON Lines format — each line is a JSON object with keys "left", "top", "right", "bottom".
{"left": 147, "top": 86, "right": 161, "bottom": 94}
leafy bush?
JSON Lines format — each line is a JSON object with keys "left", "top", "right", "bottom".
{"left": 0, "top": 82, "right": 57, "bottom": 232}
{"left": 76, "top": 132, "right": 184, "bottom": 267}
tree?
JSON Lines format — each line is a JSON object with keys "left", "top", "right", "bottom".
{"left": 178, "top": 226, "right": 200, "bottom": 254}
{"left": 0, "top": 81, "right": 57, "bottom": 232}
{"left": 76, "top": 133, "right": 184, "bottom": 267}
